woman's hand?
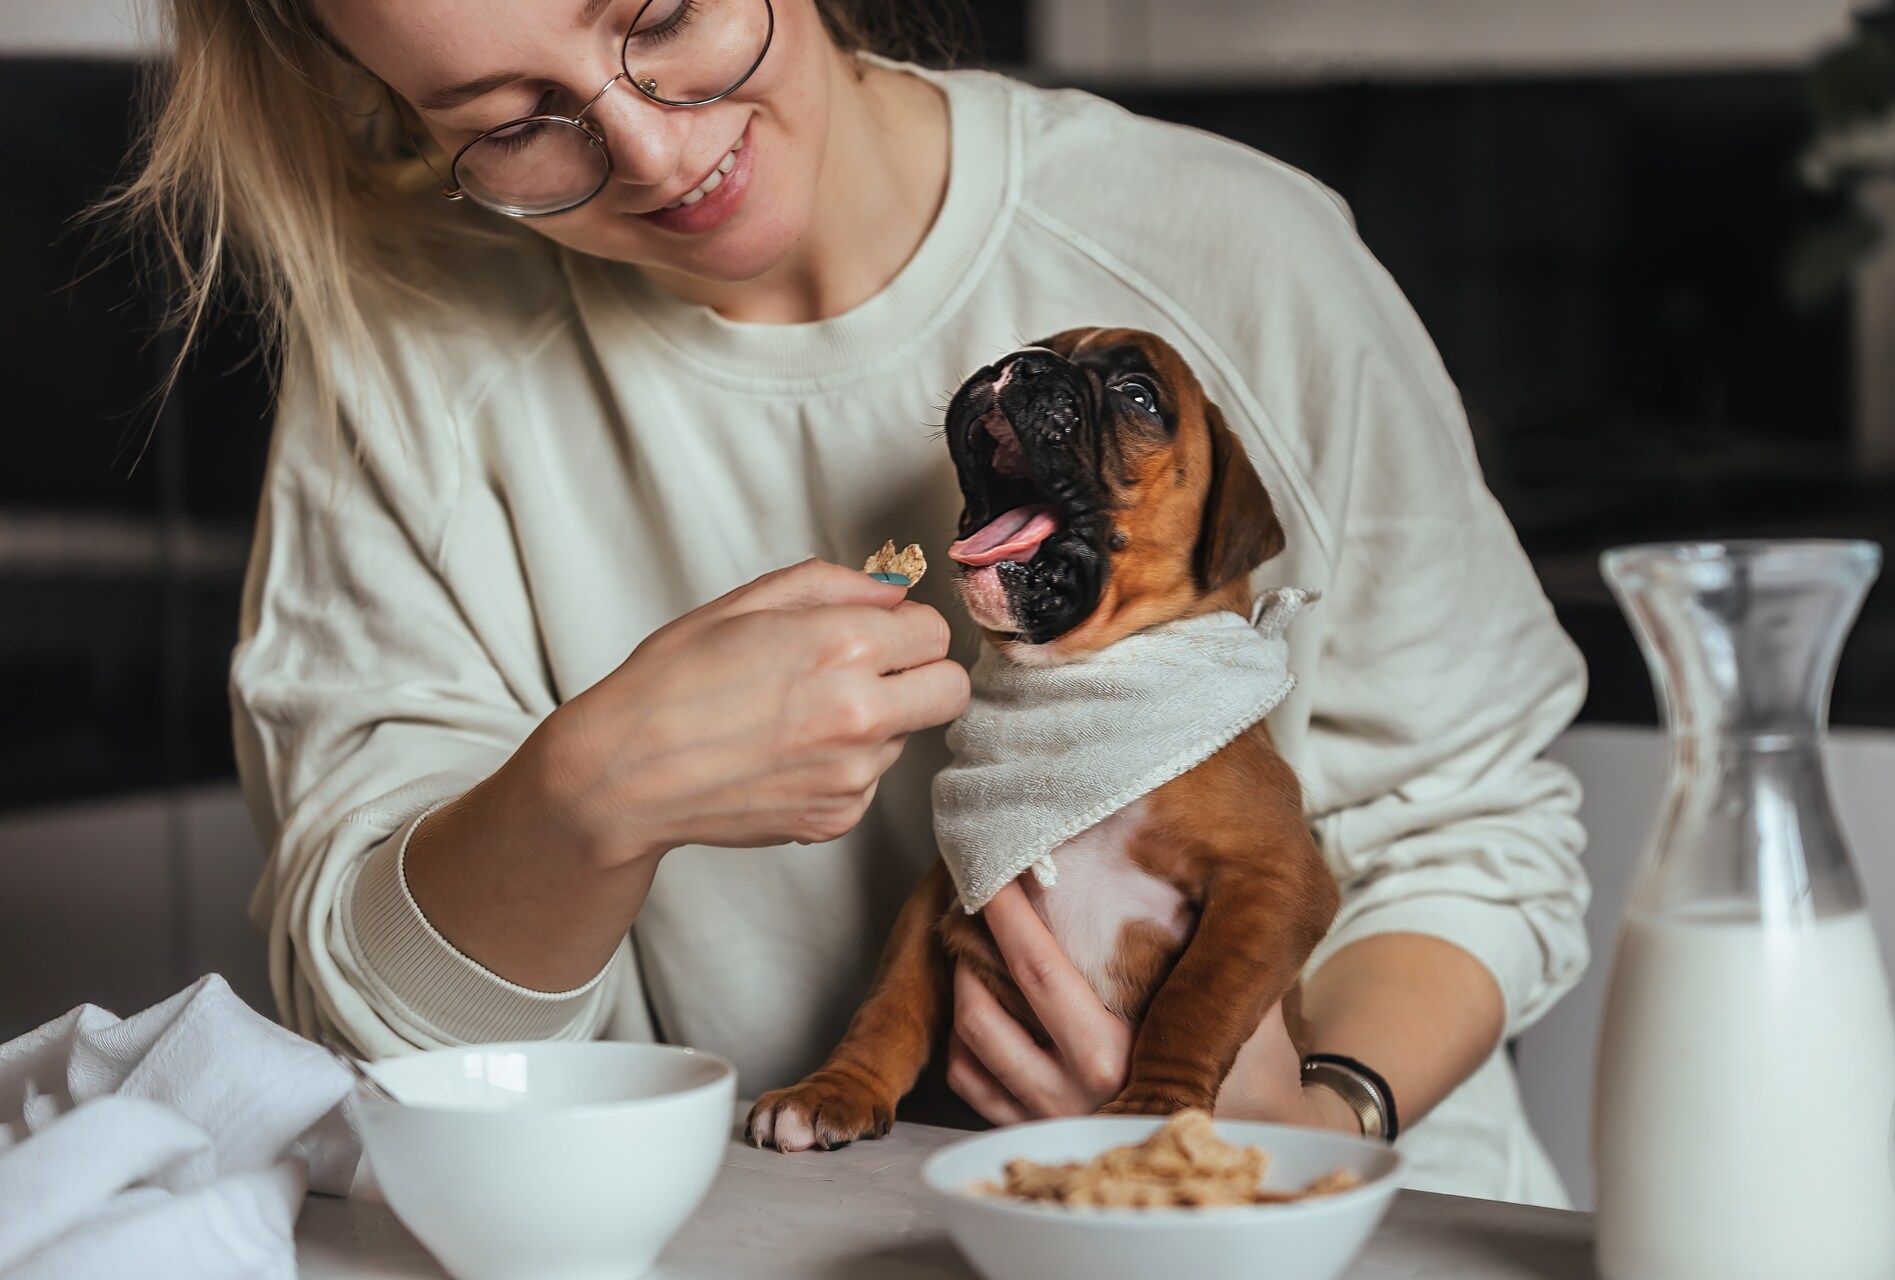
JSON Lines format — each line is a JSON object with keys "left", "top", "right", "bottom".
{"left": 524, "top": 558, "right": 970, "bottom": 868}
{"left": 947, "top": 881, "right": 1360, "bottom": 1133}
{"left": 407, "top": 558, "right": 967, "bottom": 991}
{"left": 946, "top": 883, "right": 1133, "bottom": 1121}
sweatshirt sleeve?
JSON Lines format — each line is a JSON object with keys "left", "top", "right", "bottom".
{"left": 1218, "top": 170, "right": 1593, "bottom": 1042}
{"left": 232, "top": 359, "right": 623, "bottom": 1058}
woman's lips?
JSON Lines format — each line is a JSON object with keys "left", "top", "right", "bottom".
{"left": 635, "top": 121, "right": 753, "bottom": 235}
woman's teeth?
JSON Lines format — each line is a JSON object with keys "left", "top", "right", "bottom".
{"left": 664, "top": 140, "right": 742, "bottom": 210}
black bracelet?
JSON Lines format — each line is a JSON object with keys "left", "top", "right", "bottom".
{"left": 1302, "top": 1052, "right": 1401, "bottom": 1143}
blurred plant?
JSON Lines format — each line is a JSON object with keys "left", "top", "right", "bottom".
{"left": 1788, "top": 4, "right": 1895, "bottom": 307}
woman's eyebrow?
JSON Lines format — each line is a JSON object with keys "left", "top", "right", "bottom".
{"left": 413, "top": 0, "right": 618, "bottom": 111}
{"left": 414, "top": 72, "right": 525, "bottom": 112}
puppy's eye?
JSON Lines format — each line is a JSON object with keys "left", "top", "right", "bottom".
{"left": 1115, "top": 378, "right": 1160, "bottom": 415}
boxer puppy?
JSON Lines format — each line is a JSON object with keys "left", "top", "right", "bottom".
{"left": 748, "top": 328, "right": 1338, "bottom": 1151}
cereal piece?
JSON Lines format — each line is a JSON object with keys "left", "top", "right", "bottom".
{"left": 971, "top": 1109, "right": 1360, "bottom": 1209}
{"left": 1300, "top": 1167, "right": 1364, "bottom": 1197}
{"left": 1113, "top": 1108, "right": 1266, "bottom": 1183}
{"left": 863, "top": 540, "right": 927, "bottom": 585}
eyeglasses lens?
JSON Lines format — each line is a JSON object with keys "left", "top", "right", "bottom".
{"left": 450, "top": 0, "right": 769, "bottom": 217}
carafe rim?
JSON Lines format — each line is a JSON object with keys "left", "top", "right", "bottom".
{"left": 1602, "top": 539, "right": 1880, "bottom": 590}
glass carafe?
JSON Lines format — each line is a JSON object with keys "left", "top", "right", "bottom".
{"left": 1593, "top": 540, "right": 1895, "bottom": 1280}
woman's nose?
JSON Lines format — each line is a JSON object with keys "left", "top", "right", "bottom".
{"left": 587, "top": 80, "right": 692, "bottom": 189}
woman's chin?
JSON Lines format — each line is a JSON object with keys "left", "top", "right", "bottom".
{"left": 547, "top": 198, "right": 803, "bottom": 287}
{"left": 689, "top": 218, "right": 805, "bottom": 281}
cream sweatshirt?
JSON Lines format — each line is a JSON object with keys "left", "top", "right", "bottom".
{"left": 233, "top": 56, "right": 1589, "bottom": 1206}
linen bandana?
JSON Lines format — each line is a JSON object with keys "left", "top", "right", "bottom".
{"left": 931, "top": 587, "right": 1319, "bottom": 913}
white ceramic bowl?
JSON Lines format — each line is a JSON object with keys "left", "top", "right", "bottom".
{"left": 922, "top": 1116, "right": 1403, "bottom": 1280}
{"left": 354, "top": 1041, "right": 736, "bottom": 1280}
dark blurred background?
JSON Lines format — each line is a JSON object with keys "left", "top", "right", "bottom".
{"left": 5, "top": 7, "right": 1893, "bottom": 1197}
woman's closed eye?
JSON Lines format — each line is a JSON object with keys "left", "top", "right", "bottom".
{"left": 627, "top": 0, "right": 701, "bottom": 48}
{"left": 451, "top": 0, "right": 703, "bottom": 139}
{"left": 474, "top": 90, "right": 564, "bottom": 146}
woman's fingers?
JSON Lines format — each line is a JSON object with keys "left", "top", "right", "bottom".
{"left": 720, "top": 557, "right": 910, "bottom": 615}
{"left": 951, "top": 962, "right": 1083, "bottom": 1117}
{"left": 874, "top": 600, "right": 956, "bottom": 673}
{"left": 981, "top": 883, "right": 1131, "bottom": 1102}
{"left": 575, "top": 557, "right": 955, "bottom": 858}
{"left": 800, "top": 600, "right": 952, "bottom": 677}
{"left": 945, "top": 1028, "right": 1031, "bottom": 1126}
{"left": 877, "top": 655, "right": 971, "bottom": 736}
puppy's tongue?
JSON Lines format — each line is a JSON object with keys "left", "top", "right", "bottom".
{"left": 949, "top": 504, "right": 1060, "bottom": 567}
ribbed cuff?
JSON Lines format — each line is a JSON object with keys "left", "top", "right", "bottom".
{"left": 1308, "top": 892, "right": 1544, "bottom": 1040}
{"left": 342, "top": 799, "right": 618, "bottom": 1045}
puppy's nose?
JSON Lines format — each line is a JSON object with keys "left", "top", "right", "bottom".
{"left": 992, "top": 351, "right": 1082, "bottom": 447}
{"left": 992, "top": 348, "right": 1063, "bottom": 396}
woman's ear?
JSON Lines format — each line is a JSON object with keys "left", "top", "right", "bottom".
{"left": 1193, "top": 402, "right": 1286, "bottom": 591}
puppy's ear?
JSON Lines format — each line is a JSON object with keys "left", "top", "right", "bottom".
{"left": 1194, "top": 403, "right": 1285, "bottom": 591}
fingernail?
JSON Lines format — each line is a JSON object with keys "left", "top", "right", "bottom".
{"left": 868, "top": 572, "right": 912, "bottom": 586}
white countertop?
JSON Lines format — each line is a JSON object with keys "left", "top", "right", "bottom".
{"left": 297, "top": 1108, "right": 1594, "bottom": 1279}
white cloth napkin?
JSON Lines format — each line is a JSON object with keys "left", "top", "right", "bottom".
{"left": 0, "top": 974, "right": 360, "bottom": 1280}
{"left": 932, "top": 588, "right": 1318, "bottom": 912}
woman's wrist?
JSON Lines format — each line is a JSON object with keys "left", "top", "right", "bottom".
{"left": 1299, "top": 1053, "right": 1400, "bottom": 1141}
{"left": 525, "top": 703, "right": 674, "bottom": 872}
{"left": 1300, "top": 934, "right": 1502, "bottom": 1138}
{"left": 402, "top": 732, "right": 665, "bottom": 992}
{"left": 1298, "top": 1080, "right": 1369, "bottom": 1135}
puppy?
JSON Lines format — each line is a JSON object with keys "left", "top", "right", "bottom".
{"left": 748, "top": 328, "right": 1338, "bottom": 1150}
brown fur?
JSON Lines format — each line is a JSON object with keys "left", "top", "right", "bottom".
{"left": 747, "top": 328, "right": 1336, "bottom": 1147}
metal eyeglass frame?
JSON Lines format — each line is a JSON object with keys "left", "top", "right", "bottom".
{"left": 438, "top": 0, "right": 775, "bottom": 218}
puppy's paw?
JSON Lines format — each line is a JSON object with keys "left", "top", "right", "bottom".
{"left": 746, "top": 1072, "right": 895, "bottom": 1153}
{"left": 1099, "top": 1084, "right": 1215, "bottom": 1117}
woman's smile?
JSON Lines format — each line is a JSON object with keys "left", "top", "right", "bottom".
{"left": 632, "top": 118, "right": 754, "bottom": 233}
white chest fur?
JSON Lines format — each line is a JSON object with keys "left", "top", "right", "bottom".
{"left": 1019, "top": 799, "right": 1194, "bottom": 1017}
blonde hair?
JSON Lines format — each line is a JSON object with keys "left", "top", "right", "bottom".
{"left": 102, "top": 0, "right": 972, "bottom": 437}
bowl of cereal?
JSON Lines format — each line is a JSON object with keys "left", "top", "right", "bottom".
{"left": 920, "top": 1110, "right": 1402, "bottom": 1280}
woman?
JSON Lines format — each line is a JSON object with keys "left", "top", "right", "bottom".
{"left": 121, "top": 0, "right": 1590, "bottom": 1205}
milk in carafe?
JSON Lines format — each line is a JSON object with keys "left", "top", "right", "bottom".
{"left": 1595, "top": 540, "right": 1895, "bottom": 1280}
{"left": 1595, "top": 903, "right": 1895, "bottom": 1280}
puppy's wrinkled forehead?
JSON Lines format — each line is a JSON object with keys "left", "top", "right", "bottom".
{"left": 1042, "top": 327, "right": 1201, "bottom": 426}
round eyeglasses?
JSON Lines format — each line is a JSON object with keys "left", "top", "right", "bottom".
{"left": 441, "top": 0, "right": 774, "bottom": 218}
